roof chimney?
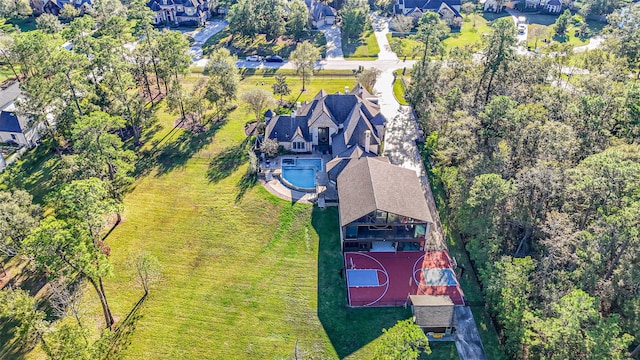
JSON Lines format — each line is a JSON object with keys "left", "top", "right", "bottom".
{"left": 364, "top": 130, "right": 371, "bottom": 153}
{"left": 291, "top": 110, "right": 296, "bottom": 119}
{"left": 345, "top": 86, "right": 349, "bottom": 94}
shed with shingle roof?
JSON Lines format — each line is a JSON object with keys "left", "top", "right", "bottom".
{"left": 409, "top": 295, "right": 457, "bottom": 332}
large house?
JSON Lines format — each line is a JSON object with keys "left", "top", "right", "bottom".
{"left": 0, "top": 81, "right": 42, "bottom": 148}
{"left": 336, "top": 156, "right": 433, "bottom": 252}
{"left": 304, "top": 0, "right": 336, "bottom": 28}
{"left": 42, "top": 0, "right": 92, "bottom": 16}
{"left": 146, "top": 0, "right": 211, "bottom": 26}
{"left": 393, "top": 0, "right": 462, "bottom": 27}
{"left": 264, "top": 85, "right": 385, "bottom": 155}
{"left": 523, "top": 0, "right": 562, "bottom": 13}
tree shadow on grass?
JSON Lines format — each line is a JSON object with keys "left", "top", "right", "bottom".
{"left": 0, "top": 320, "right": 28, "bottom": 360}
{"left": 235, "top": 171, "right": 257, "bottom": 203}
{"left": 313, "top": 206, "right": 410, "bottom": 358}
{"left": 106, "top": 295, "right": 147, "bottom": 359}
{"left": 154, "top": 121, "right": 225, "bottom": 177}
{"left": 207, "top": 138, "right": 250, "bottom": 183}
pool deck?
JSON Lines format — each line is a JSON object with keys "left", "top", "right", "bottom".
{"left": 259, "top": 153, "right": 332, "bottom": 203}
{"left": 259, "top": 176, "right": 316, "bottom": 204}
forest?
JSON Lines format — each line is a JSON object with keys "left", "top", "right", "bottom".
{"left": 409, "top": 4, "right": 640, "bottom": 359}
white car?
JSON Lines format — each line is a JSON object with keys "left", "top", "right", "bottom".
{"left": 518, "top": 24, "right": 527, "bottom": 34}
{"left": 246, "top": 55, "right": 263, "bottom": 62}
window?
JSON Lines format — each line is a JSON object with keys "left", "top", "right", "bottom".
{"left": 292, "top": 142, "right": 304, "bottom": 150}
{"left": 11, "top": 134, "right": 16, "bottom": 140}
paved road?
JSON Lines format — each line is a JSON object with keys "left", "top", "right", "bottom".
{"left": 318, "top": 24, "right": 344, "bottom": 60}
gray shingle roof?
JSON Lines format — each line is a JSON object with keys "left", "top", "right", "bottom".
{"left": 0, "top": 111, "right": 23, "bottom": 133}
{"left": 409, "top": 295, "right": 457, "bottom": 328}
{"left": 264, "top": 114, "right": 311, "bottom": 142}
{"left": 266, "top": 86, "right": 385, "bottom": 149}
{"left": 0, "top": 81, "right": 21, "bottom": 109}
{"left": 337, "top": 157, "right": 433, "bottom": 226}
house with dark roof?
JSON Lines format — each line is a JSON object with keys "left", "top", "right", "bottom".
{"left": 393, "top": 0, "right": 462, "bottom": 27}
{"left": 304, "top": 0, "right": 336, "bottom": 28}
{"left": 42, "top": 0, "right": 92, "bottom": 16}
{"left": 264, "top": 84, "right": 384, "bottom": 156}
{"left": 0, "top": 81, "right": 43, "bottom": 148}
{"left": 337, "top": 156, "right": 433, "bottom": 252}
{"left": 147, "top": 0, "right": 211, "bottom": 26}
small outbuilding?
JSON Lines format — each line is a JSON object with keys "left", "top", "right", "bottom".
{"left": 409, "top": 295, "right": 457, "bottom": 335}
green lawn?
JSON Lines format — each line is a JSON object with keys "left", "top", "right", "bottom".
{"left": 343, "top": 30, "right": 380, "bottom": 60}
{"left": 443, "top": 14, "right": 491, "bottom": 51}
{"left": 393, "top": 72, "right": 409, "bottom": 105}
{"left": 202, "top": 28, "right": 326, "bottom": 59}
{"left": 386, "top": 14, "right": 491, "bottom": 60}
{"left": 526, "top": 15, "right": 605, "bottom": 51}
{"left": 4, "top": 16, "right": 37, "bottom": 32}
{"left": 387, "top": 33, "right": 423, "bottom": 60}
{"left": 6, "top": 73, "right": 449, "bottom": 360}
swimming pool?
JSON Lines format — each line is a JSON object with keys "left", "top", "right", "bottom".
{"left": 281, "top": 158, "right": 323, "bottom": 191}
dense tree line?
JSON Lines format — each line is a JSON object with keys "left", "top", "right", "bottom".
{"left": 409, "top": 10, "right": 639, "bottom": 359}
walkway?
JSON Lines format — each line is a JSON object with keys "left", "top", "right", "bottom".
{"left": 318, "top": 24, "right": 344, "bottom": 60}
{"left": 370, "top": 13, "right": 398, "bottom": 60}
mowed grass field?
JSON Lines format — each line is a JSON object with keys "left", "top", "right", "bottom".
{"left": 9, "top": 73, "right": 434, "bottom": 359}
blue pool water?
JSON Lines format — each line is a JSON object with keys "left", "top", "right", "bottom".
{"left": 281, "top": 158, "right": 323, "bottom": 190}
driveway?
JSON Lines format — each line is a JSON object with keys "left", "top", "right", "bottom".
{"left": 370, "top": 13, "right": 398, "bottom": 61}
{"left": 187, "top": 20, "right": 228, "bottom": 61}
{"left": 506, "top": 9, "right": 530, "bottom": 55}
{"left": 318, "top": 24, "right": 344, "bottom": 60}
{"left": 455, "top": 306, "right": 488, "bottom": 360}
{"left": 574, "top": 35, "right": 604, "bottom": 52}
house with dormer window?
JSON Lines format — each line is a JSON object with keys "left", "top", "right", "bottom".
{"left": 42, "top": 0, "right": 92, "bottom": 16}
{"left": 393, "top": 0, "right": 462, "bottom": 27}
{"left": 147, "top": 0, "right": 211, "bottom": 26}
{"left": 264, "top": 84, "right": 385, "bottom": 155}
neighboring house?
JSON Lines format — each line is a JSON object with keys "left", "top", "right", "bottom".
{"left": 393, "top": 0, "right": 462, "bottom": 27}
{"left": 523, "top": 0, "right": 562, "bottom": 13}
{"left": 304, "top": 0, "right": 336, "bottom": 28}
{"left": 0, "top": 81, "right": 43, "bottom": 148}
{"left": 545, "top": 0, "right": 562, "bottom": 13}
{"left": 409, "top": 295, "right": 457, "bottom": 334}
{"left": 42, "top": 0, "right": 92, "bottom": 16}
{"left": 147, "top": 0, "right": 211, "bottom": 26}
{"left": 264, "top": 84, "right": 385, "bottom": 155}
{"left": 336, "top": 156, "right": 433, "bottom": 252}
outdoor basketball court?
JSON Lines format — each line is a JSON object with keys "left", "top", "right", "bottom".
{"left": 344, "top": 250, "right": 466, "bottom": 307}
{"left": 344, "top": 251, "right": 424, "bottom": 307}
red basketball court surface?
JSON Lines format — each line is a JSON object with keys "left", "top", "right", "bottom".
{"left": 345, "top": 250, "right": 465, "bottom": 307}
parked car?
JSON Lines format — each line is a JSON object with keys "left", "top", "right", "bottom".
{"left": 265, "top": 55, "right": 284, "bottom": 63}
{"left": 246, "top": 55, "right": 263, "bottom": 62}
{"left": 518, "top": 24, "right": 527, "bottom": 34}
